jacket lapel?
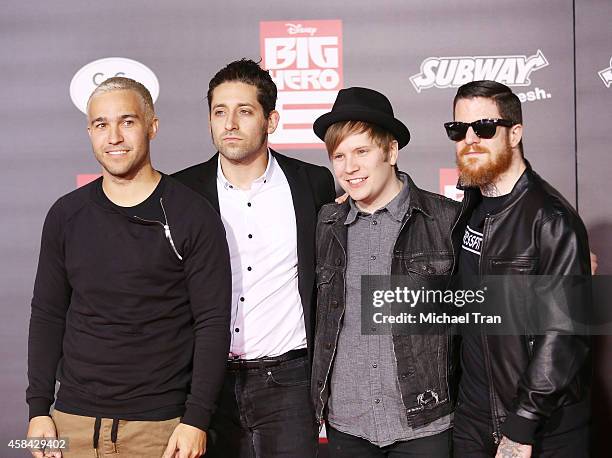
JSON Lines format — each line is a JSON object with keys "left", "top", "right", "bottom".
{"left": 197, "top": 154, "right": 221, "bottom": 214}
{"left": 273, "top": 151, "right": 317, "bottom": 345}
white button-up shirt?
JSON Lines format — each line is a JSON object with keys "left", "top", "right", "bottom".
{"left": 217, "top": 151, "right": 307, "bottom": 359}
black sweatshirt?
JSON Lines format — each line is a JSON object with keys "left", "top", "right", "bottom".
{"left": 27, "top": 175, "right": 232, "bottom": 431}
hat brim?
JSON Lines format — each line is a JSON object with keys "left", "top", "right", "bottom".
{"left": 313, "top": 108, "right": 410, "bottom": 149}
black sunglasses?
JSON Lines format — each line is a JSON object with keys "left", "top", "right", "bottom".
{"left": 444, "top": 118, "right": 515, "bottom": 141}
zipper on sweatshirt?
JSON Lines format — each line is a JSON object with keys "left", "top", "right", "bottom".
{"left": 133, "top": 198, "right": 183, "bottom": 261}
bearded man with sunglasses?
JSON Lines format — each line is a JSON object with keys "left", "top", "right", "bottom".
{"left": 446, "top": 81, "right": 592, "bottom": 457}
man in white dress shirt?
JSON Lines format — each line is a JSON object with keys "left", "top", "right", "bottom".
{"left": 173, "top": 59, "right": 335, "bottom": 458}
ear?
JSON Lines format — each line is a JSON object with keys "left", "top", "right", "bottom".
{"left": 267, "top": 110, "right": 280, "bottom": 135}
{"left": 387, "top": 140, "right": 399, "bottom": 166}
{"left": 148, "top": 117, "right": 159, "bottom": 140}
{"left": 509, "top": 123, "right": 523, "bottom": 149}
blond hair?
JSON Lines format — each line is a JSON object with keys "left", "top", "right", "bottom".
{"left": 87, "top": 76, "right": 155, "bottom": 120}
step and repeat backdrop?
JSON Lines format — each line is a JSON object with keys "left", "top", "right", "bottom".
{"left": 1, "top": 0, "right": 610, "bottom": 455}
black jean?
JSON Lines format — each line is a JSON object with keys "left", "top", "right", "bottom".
{"left": 205, "top": 354, "right": 318, "bottom": 458}
{"left": 453, "top": 401, "right": 590, "bottom": 458}
{"left": 326, "top": 426, "right": 451, "bottom": 458}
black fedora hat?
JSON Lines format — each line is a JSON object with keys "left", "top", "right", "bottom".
{"left": 313, "top": 87, "right": 410, "bottom": 149}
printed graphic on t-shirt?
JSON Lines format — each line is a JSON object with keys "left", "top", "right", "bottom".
{"left": 462, "top": 225, "right": 483, "bottom": 256}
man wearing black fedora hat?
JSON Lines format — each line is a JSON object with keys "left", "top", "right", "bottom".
{"left": 310, "top": 87, "right": 459, "bottom": 456}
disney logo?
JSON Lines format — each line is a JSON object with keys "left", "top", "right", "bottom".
{"left": 286, "top": 23, "right": 317, "bottom": 36}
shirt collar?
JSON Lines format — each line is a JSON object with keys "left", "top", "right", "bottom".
{"left": 344, "top": 173, "right": 411, "bottom": 225}
{"left": 217, "top": 148, "right": 275, "bottom": 191}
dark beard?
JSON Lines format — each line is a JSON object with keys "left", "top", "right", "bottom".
{"left": 456, "top": 142, "right": 512, "bottom": 189}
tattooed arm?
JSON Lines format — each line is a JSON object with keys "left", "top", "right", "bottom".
{"left": 495, "top": 436, "right": 532, "bottom": 458}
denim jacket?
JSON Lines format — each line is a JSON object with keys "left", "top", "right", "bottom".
{"left": 311, "top": 173, "right": 461, "bottom": 428}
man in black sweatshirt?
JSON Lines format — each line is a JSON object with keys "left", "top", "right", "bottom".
{"left": 26, "top": 77, "right": 232, "bottom": 458}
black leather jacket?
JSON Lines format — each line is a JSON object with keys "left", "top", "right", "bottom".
{"left": 451, "top": 163, "right": 592, "bottom": 444}
{"left": 311, "top": 173, "right": 460, "bottom": 428}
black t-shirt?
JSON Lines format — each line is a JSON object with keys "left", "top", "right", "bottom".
{"left": 82, "top": 175, "right": 183, "bottom": 420}
{"left": 99, "top": 175, "right": 166, "bottom": 222}
{"left": 28, "top": 174, "right": 233, "bottom": 429}
{"left": 459, "top": 193, "right": 509, "bottom": 413}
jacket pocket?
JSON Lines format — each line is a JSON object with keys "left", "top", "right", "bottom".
{"left": 398, "top": 253, "right": 453, "bottom": 287}
{"left": 489, "top": 257, "right": 537, "bottom": 274}
{"left": 526, "top": 334, "right": 535, "bottom": 358}
{"left": 316, "top": 266, "right": 336, "bottom": 287}
{"left": 401, "top": 252, "right": 453, "bottom": 275}
{"left": 315, "top": 266, "right": 337, "bottom": 322}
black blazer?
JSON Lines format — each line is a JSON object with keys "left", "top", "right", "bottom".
{"left": 172, "top": 149, "right": 336, "bottom": 358}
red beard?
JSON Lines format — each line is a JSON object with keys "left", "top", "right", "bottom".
{"left": 456, "top": 143, "right": 512, "bottom": 188}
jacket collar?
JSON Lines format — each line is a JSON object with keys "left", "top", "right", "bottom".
{"left": 191, "top": 148, "right": 296, "bottom": 211}
{"left": 459, "top": 159, "right": 534, "bottom": 215}
{"left": 321, "top": 172, "right": 432, "bottom": 226}
{"left": 344, "top": 172, "right": 412, "bottom": 224}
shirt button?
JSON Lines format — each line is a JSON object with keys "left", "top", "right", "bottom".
{"left": 370, "top": 255, "right": 376, "bottom": 261}
{"left": 374, "top": 398, "right": 381, "bottom": 404}
{"left": 248, "top": 234, "right": 253, "bottom": 239}
{"left": 247, "top": 202, "right": 252, "bottom": 207}
{"left": 240, "top": 297, "right": 245, "bottom": 302}
{"left": 247, "top": 266, "right": 252, "bottom": 271}
{"left": 372, "top": 220, "right": 378, "bottom": 226}
{"left": 234, "top": 328, "right": 240, "bottom": 333}
{"left": 372, "top": 363, "right": 377, "bottom": 368}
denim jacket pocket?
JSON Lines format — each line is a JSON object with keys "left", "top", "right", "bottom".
{"left": 402, "top": 252, "right": 454, "bottom": 276}
{"left": 316, "top": 266, "right": 336, "bottom": 286}
{"left": 396, "top": 253, "right": 453, "bottom": 290}
{"left": 315, "top": 266, "right": 337, "bottom": 319}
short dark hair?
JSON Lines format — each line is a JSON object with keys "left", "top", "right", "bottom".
{"left": 207, "top": 58, "right": 277, "bottom": 117}
{"left": 453, "top": 80, "right": 523, "bottom": 155}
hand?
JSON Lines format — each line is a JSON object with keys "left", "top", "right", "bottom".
{"left": 162, "top": 423, "right": 206, "bottom": 458}
{"left": 590, "top": 251, "right": 598, "bottom": 275}
{"left": 27, "top": 416, "right": 62, "bottom": 458}
{"left": 335, "top": 192, "right": 348, "bottom": 204}
{"left": 495, "top": 436, "right": 532, "bottom": 458}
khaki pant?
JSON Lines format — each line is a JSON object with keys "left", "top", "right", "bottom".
{"left": 52, "top": 410, "right": 180, "bottom": 458}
